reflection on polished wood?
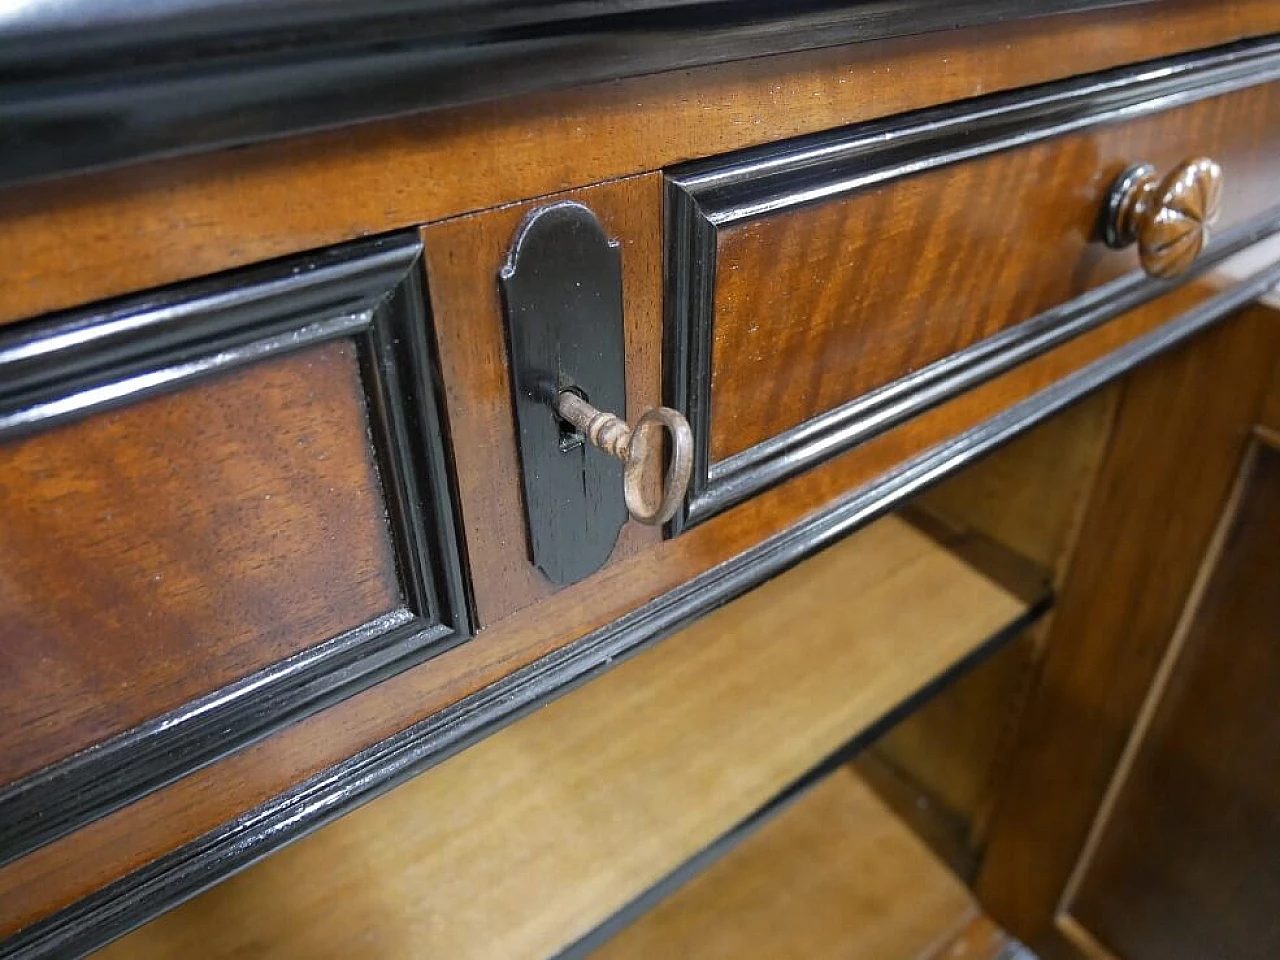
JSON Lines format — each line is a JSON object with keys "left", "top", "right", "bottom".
{"left": 0, "top": 0, "right": 1278, "bottom": 953}
{"left": 97, "top": 515, "right": 1029, "bottom": 959}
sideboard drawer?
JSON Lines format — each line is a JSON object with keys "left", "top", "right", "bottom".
{"left": 667, "top": 45, "right": 1280, "bottom": 529}
{"left": 0, "top": 236, "right": 470, "bottom": 866}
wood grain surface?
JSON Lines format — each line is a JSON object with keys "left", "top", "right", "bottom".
{"left": 932, "top": 915, "right": 1038, "bottom": 960}
{"left": 0, "top": 342, "right": 397, "bottom": 786}
{"left": 869, "top": 389, "right": 1120, "bottom": 860}
{"left": 0, "top": 1, "right": 1277, "bottom": 326}
{"left": 1265, "top": 348, "right": 1280, "bottom": 427}
{"left": 976, "top": 301, "right": 1280, "bottom": 952}
{"left": 914, "top": 389, "right": 1120, "bottom": 581}
{"left": 423, "top": 175, "right": 662, "bottom": 626}
{"left": 1065, "top": 436, "right": 1280, "bottom": 960}
{"left": 1, "top": 0, "right": 1277, "bottom": 943}
{"left": 708, "top": 81, "right": 1280, "bottom": 460}
{"left": 0, "top": 260, "right": 1230, "bottom": 940}
{"left": 93, "top": 515, "right": 1027, "bottom": 959}
{"left": 595, "top": 767, "right": 979, "bottom": 960}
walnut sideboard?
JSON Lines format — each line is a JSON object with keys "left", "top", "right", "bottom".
{"left": 1, "top": 2, "right": 1278, "bottom": 958}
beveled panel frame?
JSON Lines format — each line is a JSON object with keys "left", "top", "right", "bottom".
{"left": 665, "top": 37, "right": 1280, "bottom": 532}
{"left": 0, "top": 234, "right": 473, "bottom": 867}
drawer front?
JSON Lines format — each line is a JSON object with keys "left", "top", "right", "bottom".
{"left": 0, "top": 236, "right": 471, "bottom": 865}
{"left": 667, "top": 40, "right": 1280, "bottom": 529}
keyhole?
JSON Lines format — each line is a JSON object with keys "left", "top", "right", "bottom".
{"left": 558, "top": 385, "right": 588, "bottom": 452}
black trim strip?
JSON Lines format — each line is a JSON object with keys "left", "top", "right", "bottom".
{"left": 552, "top": 589, "right": 1053, "bottom": 960}
{"left": 0, "top": 236, "right": 473, "bottom": 869}
{"left": 0, "top": 0, "right": 1148, "bottom": 187}
{"left": 665, "top": 37, "right": 1280, "bottom": 531}
{"left": 0, "top": 242, "right": 405, "bottom": 440}
{"left": 672, "top": 37, "right": 1280, "bottom": 222}
{"left": 7, "top": 259, "right": 1275, "bottom": 960}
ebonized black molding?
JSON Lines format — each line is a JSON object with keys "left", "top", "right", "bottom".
{"left": 7, "top": 257, "right": 1278, "bottom": 960}
{"left": 0, "top": 235, "right": 473, "bottom": 870}
{"left": 665, "top": 37, "right": 1280, "bottom": 532}
{"left": 553, "top": 586, "right": 1052, "bottom": 960}
{"left": 0, "top": 0, "right": 1148, "bottom": 187}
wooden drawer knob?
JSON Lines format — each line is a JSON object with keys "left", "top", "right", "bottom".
{"left": 1104, "top": 157, "right": 1223, "bottom": 279}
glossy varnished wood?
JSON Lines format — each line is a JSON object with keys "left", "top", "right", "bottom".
{"left": 976, "top": 300, "right": 1280, "bottom": 952}
{"left": 707, "top": 80, "right": 1280, "bottom": 460}
{"left": 423, "top": 176, "right": 663, "bottom": 626}
{"left": 0, "top": 342, "right": 397, "bottom": 786}
{"left": 0, "top": 259, "right": 1241, "bottom": 940}
{"left": 1, "top": 1, "right": 1278, "bottom": 326}
{"left": 1104, "top": 156, "right": 1225, "bottom": 279}
{"left": 93, "top": 515, "right": 1028, "bottom": 959}
{"left": 3, "top": 3, "right": 1279, "bottom": 950}
{"left": 594, "top": 768, "right": 980, "bottom": 960}
{"left": 1065, "top": 436, "right": 1280, "bottom": 960}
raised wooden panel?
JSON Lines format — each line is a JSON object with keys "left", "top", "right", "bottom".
{"left": 3, "top": 6, "right": 1280, "bottom": 955}
{"left": 668, "top": 45, "right": 1280, "bottom": 527}
{"left": 1065, "top": 438, "right": 1280, "bottom": 960}
{"left": 0, "top": 342, "right": 396, "bottom": 784}
{"left": 0, "top": 234, "right": 470, "bottom": 876}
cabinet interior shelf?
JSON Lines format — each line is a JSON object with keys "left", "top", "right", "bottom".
{"left": 592, "top": 765, "right": 1035, "bottom": 960}
{"left": 100, "top": 512, "right": 1050, "bottom": 960}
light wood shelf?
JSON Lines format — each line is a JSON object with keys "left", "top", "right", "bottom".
{"left": 100, "top": 514, "right": 1038, "bottom": 960}
{"left": 594, "top": 766, "right": 1001, "bottom": 960}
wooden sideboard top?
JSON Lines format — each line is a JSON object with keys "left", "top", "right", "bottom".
{"left": 0, "top": 0, "right": 1154, "bottom": 187}
{"left": 5, "top": 0, "right": 1279, "bottom": 328}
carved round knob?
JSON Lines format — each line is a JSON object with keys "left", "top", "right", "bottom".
{"left": 1103, "top": 157, "right": 1223, "bottom": 279}
{"left": 556, "top": 391, "right": 694, "bottom": 526}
